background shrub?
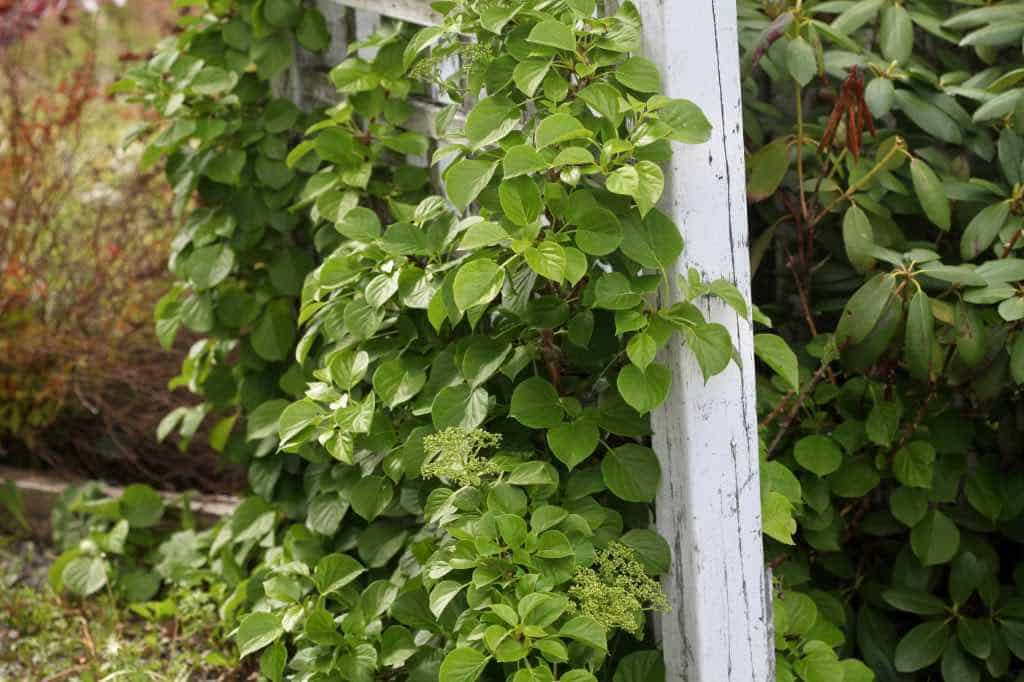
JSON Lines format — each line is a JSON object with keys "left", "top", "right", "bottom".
{"left": 741, "top": 0, "right": 1024, "bottom": 679}
{"left": 0, "top": 1, "right": 242, "bottom": 491}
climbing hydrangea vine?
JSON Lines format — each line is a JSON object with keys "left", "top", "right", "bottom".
{"left": 110, "top": 0, "right": 745, "bottom": 680}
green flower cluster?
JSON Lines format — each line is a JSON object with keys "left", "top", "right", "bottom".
{"left": 568, "top": 543, "right": 669, "bottom": 638}
{"left": 421, "top": 427, "right": 502, "bottom": 487}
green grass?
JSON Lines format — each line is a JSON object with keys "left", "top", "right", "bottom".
{"left": 0, "top": 536, "right": 242, "bottom": 682}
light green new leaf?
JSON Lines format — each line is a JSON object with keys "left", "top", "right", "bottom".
{"left": 681, "top": 322, "right": 733, "bottom": 381}
{"left": 842, "top": 205, "right": 876, "bottom": 273}
{"left": 525, "top": 241, "right": 566, "bottom": 282}
{"left": 453, "top": 259, "right": 504, "bottom": 312}
{"left": 754, "top": 333, "right": 798, "bottom": 390}
{"left": 879, "top": 5, "right": 914, "bottom": 62}
{"left": 616, "top": 362, "right": 670, "bottom": 414}
{"left": 527, "top": 20, "right": 576, "bottom": 51}
{"left": 615, "top": 56, "right": 661, "bottom": 92}
{"left": 535, "top": 113, "right": 590, "bottom": 148}
{"left": 503, "top": 144, "right": 549, "bottom": 178}
{"left": 237, "top": 612, "right": 284, "bottom": 659}
{"left": 786, "top": 36, "right": 817, "bottom": 86}
{"left": 499, "top": 176, "right": 543, "bottom": 226}
{"left": 445, "top": 159, "right": 498, "bottom": 211}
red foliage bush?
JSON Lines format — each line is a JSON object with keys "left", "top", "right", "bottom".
{"left": 0, "top": 2, "right": 244, "bottom": 493}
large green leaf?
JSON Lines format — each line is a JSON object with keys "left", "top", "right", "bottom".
{"left": 602, "top": 444, "right": 661, "bottom": 502}
{"left": 236, "top": 612, "right": 284, "bottom": 658}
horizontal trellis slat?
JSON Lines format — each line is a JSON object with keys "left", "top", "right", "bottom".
{"left": 318, "top": 0, "right": 439, "bottom": 26}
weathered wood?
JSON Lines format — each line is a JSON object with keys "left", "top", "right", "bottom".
{"left": 1, "top": 466, "right": 239, "bottom": 536}
{"left": 318, "top": 0, "right": 439, "bottom": 26}
{"left": 636, "top": 0, "right": 773, "bottom": 680}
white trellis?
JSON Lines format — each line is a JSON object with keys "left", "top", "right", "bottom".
{"left": 284, "top": 1, "right": 772, "bottom": 679}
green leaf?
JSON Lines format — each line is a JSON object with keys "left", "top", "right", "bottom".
{"left": 439, "top": 648, "right": 490, "bottom": 682}
{"left": 681, "top": 323, "right": 733, "bottom": 381}
{"left": 465, "top": 96, "right": 519, "bottom": 148}
{"left": 535, "top": 114, "right": 590, "bottom": 149}
{"left": 835, "top": 273, "right": 897, "bottom": 346}
{"left": 627, "top": 333, "right": 658, "bottom": 371}
{"left": 349, "top": 476, "right": 393, "bottom": 521}
{"left": 62, "top": 556, "right": 108, "bottom": 596}
{"left": 236, "top": 612, "right": 284, "bottom": 658}
{"left": 606, "top": 165, "right": 639, "bottom": 197}
{"left": 747, "top": 138, "right": 790, "bottom": 202}
{"left": 500, "top": 176, "right": 543, "bottom": 226}
{"left": 619, "top": 529, "right": 671, "bottom": 574}
{"left": 445, "top": 159, "right": 499, "bottom": 211}
{"left": 615, "top": 57, "right": 661, "bottom": 93}
{"left": 510, "top": 377, "right": 563, "bottom": 429}
{"left": 910, "top": 159, "right": 950, "bottom": 231}
{"left": 429, "top": 580, "right": 466, "bottom": 618}
{"left": 911, "top": 509, "right": 960, "bottom": 566}
{"left": 314, "top": 553, "right": 365, "bottom": 594}
{"left": 762, "top": 491, "right": 798, "bottom": 545}
{"left": 656, "top": 98, "right": 711, "bottom": 144}
{"left": 904, "top": 289, "right": 935, "bottom": 383}
{"left": 879, "top": 5, "right": 914, "bottom": 62}
{"left": 251, "top": 300, "right": 296, "bottom": 362}
{"left": 462, "top": 337, "right": 512, "bottom": 388}
{"left": 616, "top": 363, "right": 671, "bottom": 414}
{"left": 547, "top": 419, "right": 599, "bottom": 470}
{"left": 296, "top": 8, "right": 329, "bottom": 52}
{"left": 579, "top": 82, "right": 623, "bottom": 126}
{"left": 513, "top": 59, "right": 552, "bottom": 97}
{"left": 188, "top": 244, "right": 235, "bottom": 290}
{"left": 205, "top": 149, "right": 246, "bottom": 186}
{"left": 890, "top": 486, "right": 928, "bottom": 527}
{"left": 633, "top": 160, "right": 664, "bottom": 216}
{"left": 883, "top": 588, "right": 948, "bottom": 615}
{"left": 432, "top": 385, "right": 490, "bottom": 430}
{"left": 961, "top": 201, "right": 1012, "bottom": 260}
{"left": 259, "top": 640, "right": 287, "bottom": 682}
{"left": 525, "top": 241, "right": 566, "bottom": 282}
{"left": 527, "top": 20, "right": 576, "bottom": 51}
{"left": 893, "top": 90, "right": 962, "bottom": 144}
{"left": 575, "top": 207, "right": 623, "bottom": 256}
{"left": 120, "top": 484, "right": 165, "bottom": 528}
{"left": 504, "top": 145, "right": 549, "bottom": 178}
{"left": 613, "top": 651, "right": 664, "bottom": 682}
{"left": 602, "top": 444, "right": 661, "bottom": 503}
{"left": 595, "top": 272, "right": 642, "bottom": 310}
{"left": 754, "top": 334, "right": 798, "bottom": 390}
{"left": 336, "top": 206, "right": 381, "bottom": 241}
{"left": 560, "top": 616, "right": 608, "bottom": 651}
{"left": 786, "top": 36, "right": 817, "bottom": 86}
{"left": 894, "top": 620, "right": 950, "bottom": 672}
{"left": 453, "top": 259, "right": 504, "bottom": 312}
{"left": 842, "top": 205, "right": 876, "bottom": 273}
{"left": 794, "top": 435, "right": 844, "bottom": 476}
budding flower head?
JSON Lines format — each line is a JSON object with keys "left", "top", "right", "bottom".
{"left": 421, "top": 427, "right": 502, "bottom": 488}
{"left": 568, "top": 542, "right": 669, "bottom": 638}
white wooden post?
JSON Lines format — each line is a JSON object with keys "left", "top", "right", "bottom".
{"left": 637, "top": 1, "right": 774, "bottom": 680}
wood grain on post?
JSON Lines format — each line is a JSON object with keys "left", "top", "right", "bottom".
{"left": 636, "top": 0, "right": 774, "bottom": 679}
